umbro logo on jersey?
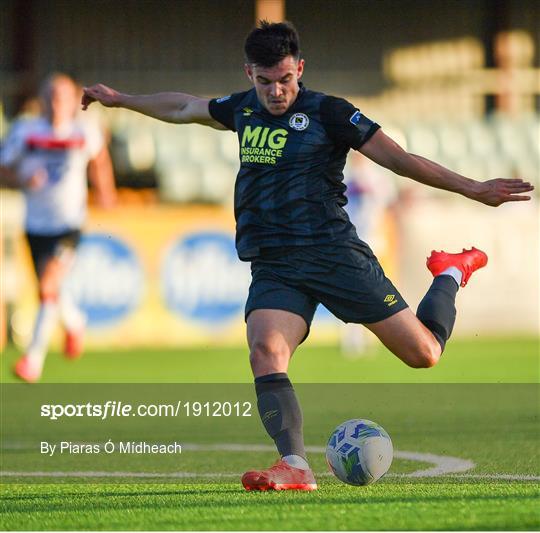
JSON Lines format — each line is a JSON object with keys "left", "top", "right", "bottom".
{"left": 242, "top": 107, "right": 253, "bottom": 116}
{"left": 289, "top": 113, "right": 309, "bottom": 131}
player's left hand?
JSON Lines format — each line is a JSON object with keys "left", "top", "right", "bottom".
{"left": 474, "top": 178, "right": 534, "bottom": 207}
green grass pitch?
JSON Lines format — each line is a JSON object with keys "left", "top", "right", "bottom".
{"left": 1, "top": 336, "right": 538, "bottom": 383}
{"left": 2, "top": 482, "right": 538, "bottom": 531}
{"left": 1, "top": 337, "right": 539, "bottom": 530}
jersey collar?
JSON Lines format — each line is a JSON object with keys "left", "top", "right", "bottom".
{"left": 288, "top": 82, "right": 306, "bottom": 113}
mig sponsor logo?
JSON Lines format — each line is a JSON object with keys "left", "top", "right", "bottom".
{"left": 240, "top": 125, "right": 288, "bottom": 164}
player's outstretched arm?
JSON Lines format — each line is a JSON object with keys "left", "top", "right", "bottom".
{"left": 360, "top": 129, "right": 534, "bottom": 207}
{"left": 81, "top": 84, "right": 226, "bottom": 130}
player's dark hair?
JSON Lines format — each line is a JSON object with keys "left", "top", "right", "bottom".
{"left": 244, "top": 20, "right": 300, "bottom": 67}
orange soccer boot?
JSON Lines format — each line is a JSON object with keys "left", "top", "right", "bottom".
{"left": 13, "top": 356, "right": 42, "bottom": 383}
{"left": 241, "top": 459, "right": 317, "bottom": 491}
{"left": 427, "top": 247, "right": 488, "bottom": 287}
{"left": 64, "top": 327, "right": 85, "bottom": 359}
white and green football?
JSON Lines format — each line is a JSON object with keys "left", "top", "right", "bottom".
{"left": 326, "top": 418, "right": 393, "bottom": 486}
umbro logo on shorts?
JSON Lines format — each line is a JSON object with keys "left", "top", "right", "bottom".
{"left": 384, "top": 294, "right": 398, "bottom": 306}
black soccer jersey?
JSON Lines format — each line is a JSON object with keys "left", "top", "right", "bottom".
{"left": 208, "top": 84, "right": 380, "bottom": 260}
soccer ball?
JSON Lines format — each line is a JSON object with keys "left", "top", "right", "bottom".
{"left": 326, "top": 419, "right": 393, "bottom": 486}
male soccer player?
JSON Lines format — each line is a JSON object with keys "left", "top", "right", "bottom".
{"left": 1, "top": 73, "right": 116, "bottom": 382}
{"left": 82, "top": 22, "right": 533, "bottom": 491}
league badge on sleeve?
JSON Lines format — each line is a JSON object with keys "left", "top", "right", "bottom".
{"left": 289, "top": 113, "right": 310, "bottom": 131}
{"left": 349, "top": 110, "right": 361, "bottom": 125}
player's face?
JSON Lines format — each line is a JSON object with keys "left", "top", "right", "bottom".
{"left": 43, "top": 78, "right": 79, "bottom": 125}
{"left": 245, "top": 56, "right": 305, "bottom": 116}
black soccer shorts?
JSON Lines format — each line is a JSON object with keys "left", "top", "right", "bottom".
{"left": 245, "top": 239, "right": 409, "bottom": 337}
{"left": 26, "top": 229, "right": 82, "bottom": 276}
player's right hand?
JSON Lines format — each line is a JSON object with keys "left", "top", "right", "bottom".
{"left": 26, "top": 168, "right": 48, "bottom": 191}
{"left": 81, "top": 84, "right": 121, "bottom": 110}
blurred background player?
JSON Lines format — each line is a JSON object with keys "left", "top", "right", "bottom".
{"left": 0, "top": 73, "right": 116, "bottom": 382}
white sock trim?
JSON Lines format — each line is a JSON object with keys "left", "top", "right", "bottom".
{"left": 282, "top": 454, "right": 310, "bottom": 470}
{"left": 438, "top": 266, "right": 462, "bottom": 287}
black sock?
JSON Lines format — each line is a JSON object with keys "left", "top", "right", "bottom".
{"left": 254, "top": 372, "right": 305, "bottom": 459}
{"left": 417, "top": 275, "right": 458, "bottom": 351}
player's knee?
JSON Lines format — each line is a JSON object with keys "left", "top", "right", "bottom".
{"left": 404, "top": 341, "right": 441, "bottom": 369}
{"left": 249, "top": 339, "right": 290, "bottom": 367}
{"left": 39, "top": 275, "right": 60, "bottom": 302}
{"left": 38, "top": 280, "right": 59, "bottom": 302}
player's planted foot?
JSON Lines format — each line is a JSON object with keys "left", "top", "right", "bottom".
{"left": 242, "top": 459, "right": 317, "bottom": 491}
{"left": 13, "top": 356, "right": 42, "bottom": 383}
{"left": 64, "top": 327, "right": 85, "bottom": 359}
{"left": 427, "top": 247, "right": 488, "bottom": 287}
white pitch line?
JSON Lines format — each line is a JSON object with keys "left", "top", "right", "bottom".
{"left": 447, "top": 473, "right": 540, "bottom": 481}
{"left": 182, "top": 443, "right": 477, "bottom": 478}
{"left": 394, "top": 450, "right": 476, "bottom": 477}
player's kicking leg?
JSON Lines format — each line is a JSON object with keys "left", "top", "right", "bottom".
{"left": 365, "top": 247, "right": 487, "bottom": 368}
{"left": 242, "top": 309, "right": 318, "bottom": 491}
